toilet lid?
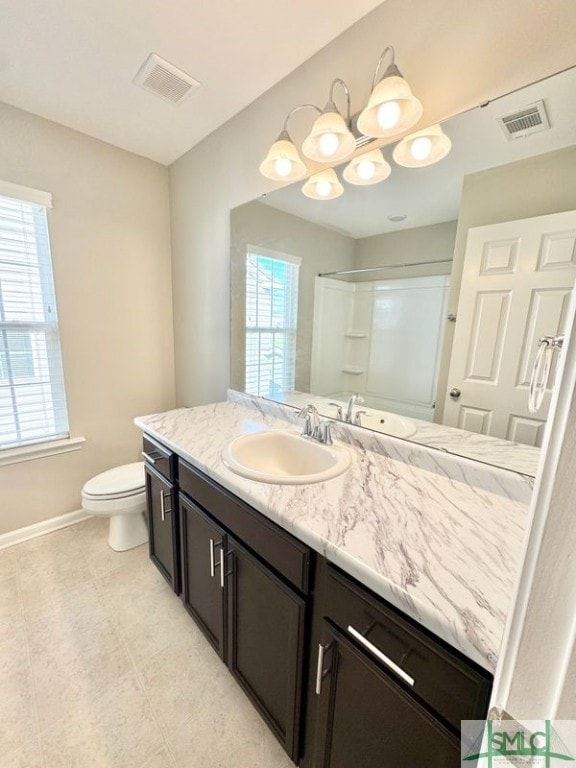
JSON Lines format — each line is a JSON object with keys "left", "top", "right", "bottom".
{"left": 83, "top": 462, "right": 145, "bottom": 497}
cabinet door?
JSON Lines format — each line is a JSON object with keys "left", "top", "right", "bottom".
{"left": 314, "top": 621, "right": 460, "bottom": 768}
{"left": 145, "top": 465, "right": 180, "bottom": 593}
{"left": 180, "top": 496, "right": 227, "bottom": 659}
{"left": 227, "top": 536, "right": 306, "bottom": 762}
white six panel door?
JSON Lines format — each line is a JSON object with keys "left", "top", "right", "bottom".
{"left": 443, "top": 211, "right": 576, "bottom": 446}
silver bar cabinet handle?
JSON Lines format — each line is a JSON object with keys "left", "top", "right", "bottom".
{"left": 160, "top": 490, "right": 165, "bottom": 521}
{"left": 141, "top": 451, "right": 157, "bottom": 464}
{"left": 315, "top": 644, "right": 327, "bottom": 695}
{"left": 347, "top": 625, "right": 415, "bottom": 687}
{"left": 209, "top": 538, "right": 216, "bottom": 577}
{"left": 219, "top": 548, "right": 225, "bottom": 589}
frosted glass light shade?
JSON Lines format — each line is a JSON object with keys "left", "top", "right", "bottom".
{"left": 392, "top": 124, "right": 452, "bottom": 167}
{"left": 259, "top": 132, "right": 307, "bottom": 181}
{"left": 343, "top": 149, "right": 391, "bottom": 186}
{"left": 357, "top": 74, "right": 423, "bottom": 139}
{"left": 302, "top": 168, "right": 344, "bottom": 200}
{"left": 302, "top": 110, "right": 356, "bottom": 163}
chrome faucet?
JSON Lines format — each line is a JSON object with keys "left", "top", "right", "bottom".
{"left": 298, "top": 404, "right": 335, "bottom": 445}
{"left": 345, "top": 393, "right": 365, "bottom": 424}
{"left": 298, "top": 404, "right": 320, "bottom": 439}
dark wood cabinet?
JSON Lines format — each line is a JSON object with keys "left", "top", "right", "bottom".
{"left": 145, "top": 463, "right": 180, "bottom": 594}
{"left": 142, "top": 434, "right": 493, "bottom": 768}
{"left": 303, "top": 562, "right": 492, "bottom": 768}
{"left": 180, "top": 496, "right": 227, "bottom": 659}
{"left": 227, "top": 535, "right": 306, "bottom": 760}
{"left": 313, "top": 621, "right": 461, "bottom": 768}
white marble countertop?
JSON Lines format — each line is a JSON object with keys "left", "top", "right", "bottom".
{"left": 135, "top": 395, "right": 532, "bottom": 673}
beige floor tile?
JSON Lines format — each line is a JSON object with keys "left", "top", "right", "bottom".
{"left": 139, "top": 631, "right": 227, "bottom": 733}
{"left": 0, "top": 547, "right": 20, "bottom": 581}
{"left": 0, "top": 667, "right": 38, "bottom": 756}
{"left": 140, "top": 746, "right": 176, "bottom": 768}
{"left": 0, "top": 612, "right": 29, "bottom": 676}
{"left": 19, "top": 544, "right": 93, "bottom": 611}
{"left": 166, "top": 676, "right": 270, "bottom": 768}
{"left": 0, "top": 740, "right": 44, "bottom": 768}
{"left": 42, "top": 673, "right": 164, "bottom": 768}
{"left": 25, "top": 580, "right": 109, "bottom": 656}
{"left": 0, "top": 576, "right": 21, "bottom": 621}
{"left": 109, "top": 582, "right": 203, "bottom": 667}
{"left": 15, "top": 525, "right": 83, "bottom": 559}
{"left": 33, "top": 617, "right": 133, "bottom": 731}
{"left": 75, "top": 517, "right": 150, "bottom": 579}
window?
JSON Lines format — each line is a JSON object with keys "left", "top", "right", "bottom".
{"left": 245, "top": 247, "right": 300, "bottom": 397}
{"left": 0, "top": 181, "right": 69, "bottom": 449}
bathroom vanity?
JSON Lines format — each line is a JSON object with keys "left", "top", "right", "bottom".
{"left": 137, "top": 392, "right": 531, "bottom": 766}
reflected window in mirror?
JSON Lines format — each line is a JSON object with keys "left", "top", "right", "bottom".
{"left": 245, "top": 247, "right": 301, "bottom": 398}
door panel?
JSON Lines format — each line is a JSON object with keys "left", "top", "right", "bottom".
{"left": 145, "top": 465, "right": 179, "bottom": 592}
{"left": 180, "top": 496, "right": 227, "bottom": 658}
{"left": 227, "top": 536, "right": 305, "bottom": 761}
{"left": 444, "top": 211, "right": 576, "bottom": 443}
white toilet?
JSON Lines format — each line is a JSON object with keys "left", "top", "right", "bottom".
{"left": 81, "top": 462, "right": 149, "bottom": 551}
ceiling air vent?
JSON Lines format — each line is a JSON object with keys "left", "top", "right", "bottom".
{"left": 133, "top": 53, "right": 200, "bottom": 104}
{"left": 497, "top": 100, "right": 550, "bottom": 141}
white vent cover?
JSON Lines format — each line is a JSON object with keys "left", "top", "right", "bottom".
{"left": 497, "top": 100, "right": 550, "bottom": 140}
{"left": 133, "top": 53, "right": 200, "bottom": 104}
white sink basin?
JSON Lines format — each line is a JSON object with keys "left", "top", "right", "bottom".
{"left": 356, "top": 410, "right": 417, "bottom": 439}
{"left": 221, "top": 429, "right": 351, "bottom": 484}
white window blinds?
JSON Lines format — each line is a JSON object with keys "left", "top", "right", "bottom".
{"left": 245, "top": 248, "right": 300, "bottom": 398}
{"left": 0, "top": 184, "right": 70, "bottom": 448}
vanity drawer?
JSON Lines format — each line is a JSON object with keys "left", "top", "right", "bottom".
{"left": 142, "top": 435, "right": 176, "bottom": 482}
{"left": 324, "top": 565, "right": 492, "bottom": 732}
{"left": 178, "top": 459, "right": 311, "bottom": 594}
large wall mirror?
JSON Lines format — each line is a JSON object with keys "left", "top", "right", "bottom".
{"left": 230, "top": 67, "right": 576, "bottom": 476}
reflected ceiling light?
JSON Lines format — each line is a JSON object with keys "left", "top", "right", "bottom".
{"left": 343, "top": 148, "right": 391, "bottom": 185}
{"left": 302, "top": 168, "right": 344, "bottom": 200}
{"left": 357, "top": 46, "right": 423, "bottom": 139}
{"left": 302, "top": 79, "right": 356, "bottom": 164}
{"left": 259, "top": 105, "right": 322, "bottom": 182}
{"left": 392, "top": 124, "right": 452, "bottom": 167}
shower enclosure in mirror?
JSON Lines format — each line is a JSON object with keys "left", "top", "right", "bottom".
{"left": 230, "top": 66, "right": 576, "bottom": 476}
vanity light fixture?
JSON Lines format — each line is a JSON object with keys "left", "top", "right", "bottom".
{"left": 259, "top": 105, "right": 321, "bottom": 182}
{"left": 392, "top": 123, "right": 452, "bottom": 167}
{"left": 343, "top": 148, "right": 391, "bottom": 185}
{"left": 302, "top": 168, "right": 344, "bottom": 200}
{"left": 356, "top": 46, "right": 423, "bottom": 139}
{"left": 301, "top": 79, "right": 356, "bottom": 164}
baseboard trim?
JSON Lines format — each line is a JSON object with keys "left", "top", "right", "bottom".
{"left": 0, "top": 509, "right": 92, "bottom": 551}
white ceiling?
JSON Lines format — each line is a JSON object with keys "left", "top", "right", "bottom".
{"left": 261, "top": 67, "right": 576, "bottom": 238}
{"left": 0, "top": 0, "right": 384, "bottom": 165}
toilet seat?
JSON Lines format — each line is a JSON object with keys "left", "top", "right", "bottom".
{"left": 82, "top": 462, "right": 145, "bottom": 498}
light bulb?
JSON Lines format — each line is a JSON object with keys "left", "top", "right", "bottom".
{"left": 356, "top": 160, "right": 376, "bottom": 180}
{"left": 377, "top": 101, "right": 401, "bottom": 130}
{"left": 274, "top": 157, "right": 292, "bottom": 178}
{"left": 410, "top": 136, "right": 432, "bottom": 161}
{"left": 315, "top": 180, "right": 332, "bottom": 198}
{"left": 318, "top": 132, "right": 339, "bottom": 158}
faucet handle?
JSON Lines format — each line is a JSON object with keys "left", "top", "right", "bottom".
{"left": 328, "top": 402, "right": 344, "bottom": 420}
{"left": 318, "top": 419, "right": 335, "bottom": 445}
{"left": 353, "top": 410, "right": 367, "bottom": 426}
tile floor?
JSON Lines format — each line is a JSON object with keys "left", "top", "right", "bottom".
{"left": 0, "top": 517, "right": 295, "bottom": 768}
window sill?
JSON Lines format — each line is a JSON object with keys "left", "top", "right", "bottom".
{"left": 0, "top": 437, "right": 86, "bottom": 467}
